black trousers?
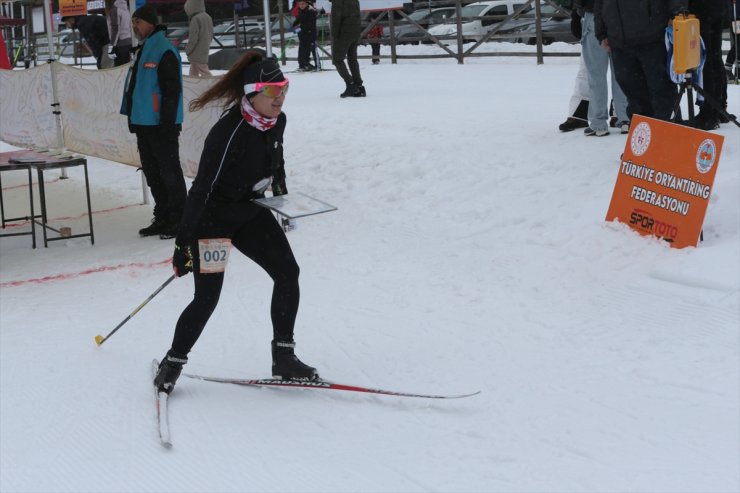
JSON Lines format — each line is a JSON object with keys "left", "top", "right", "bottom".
{"left": 112, "top": 45, "right": 131, "bottom": 67}
{"left": 136, "top": 129, "right": 187, "bottom": 223}
{"left": 91, "top": 46, "right": 103, "bottom": 69}
{"left": 298, "top": 31, "right": 316, "bottom": 67}
{"left": 332, "top": 37, "right": 363, "bottom": 86}
{"left": 170, "top": 207, "right": 300, "bottom": 355}
{"left": 697, "top": 17, "right": 727, "bottom": 119}
{"left": 611, "top": 41, "right": 677, "bottom": 121}
{"left": 371, "top": 42, "right": 380, "bottom": 61}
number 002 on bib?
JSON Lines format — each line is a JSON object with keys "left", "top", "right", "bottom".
{"left": 198, "top": 238, "right": 232, "bottom": 274}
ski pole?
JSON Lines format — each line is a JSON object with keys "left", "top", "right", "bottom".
{"left": 94, "top": 275, "right": 177, "bottom": 347}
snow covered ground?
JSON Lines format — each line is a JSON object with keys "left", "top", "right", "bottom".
{"left": 1, "top": 48, "right": 739, "bottom": 492}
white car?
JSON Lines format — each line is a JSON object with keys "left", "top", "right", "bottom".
{"left": 427, "top": 0, "right": 529, "bottom": 43}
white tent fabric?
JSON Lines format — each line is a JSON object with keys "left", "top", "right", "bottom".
{"left": 0, "top": 64, "right": 57, "bottom": 149}
{"left": 0, "top": 62, "right": 223, "bottom": 177}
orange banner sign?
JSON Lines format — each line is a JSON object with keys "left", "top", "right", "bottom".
{"left": 605, "top": 115, "right": 723, "bottom": 248}
{"left": 59, "top": 0, "right": 87, "bottom": 18}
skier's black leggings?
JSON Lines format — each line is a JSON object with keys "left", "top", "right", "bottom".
{"left": 170, "top": 207, "right": 300, "bottom": 355}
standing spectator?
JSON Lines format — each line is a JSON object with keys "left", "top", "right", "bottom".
{"left": 106, "top": 0, "right": 133, "bottom": 66}
{"left": 293, "top": 0, "right": 319, "bottom": 71}
{"left": 153, "top": 53, "right": 318, "bottom": 394}
{"left": 575, "top": 0, "right": 629, "bottom": 136}
{"left": 62, "top": 14, "right": 111, "bottom": 69}
{"left": 184, "top": 0, "right": 213, "bottom": 77}
{"left": 121, "top": 5, "right": 187, "bottom": 239}
{"left": 559, "top": 55, "right": 590, "bottom": 131}
{"left": 726, "top": 0, "right": 738, "bottom": 81}
{"left": 688, "top": 0, "right": 731, "bottom": 129}
{"left": 559, "top": 10, "right": 590, "bottom": 131}
{"left": 594, "top": 0, "right": 687, "bottom": 122}
{"left": 330, "top": 0, "right": 365, "bottom": 97}
{"left": 365, "top": 13, "right": 383, "bottom": 64}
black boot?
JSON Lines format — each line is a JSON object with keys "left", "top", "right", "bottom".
{"left": 340, "top": 83, "right": 358, "bottom": 98}
{"left": 354, "top": 85, "right": 367, "bottom": 97}
{"left": 158, "top": 221, "right": 180, "bottom": 240}
{"left": 154, "top": 350, "right": 188, "bottom": 394}
{"left": 558, "top": 117, "right": 588, "bottom": 132}
{"left": 139, "top": 217, "right": 167, "bottom": 237}
{"left": 272, "top": 340, "right": 319, "bottom": 381}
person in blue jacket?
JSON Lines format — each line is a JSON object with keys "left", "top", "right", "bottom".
{"left": 120, "top": 4, "right": 187, "bottom": 239}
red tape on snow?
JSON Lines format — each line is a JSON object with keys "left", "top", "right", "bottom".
{"left": 0, "top": 258, "right": 171, "bottom": 288}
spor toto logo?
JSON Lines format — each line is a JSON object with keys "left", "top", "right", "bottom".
{"left": 630, "top": 122, "right": 651, "bottom": 156}
{"left": 695, "top": 139, "right": 717, "bottom": 174}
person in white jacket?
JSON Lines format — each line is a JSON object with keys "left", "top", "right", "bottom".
{"left": 105, "top": 0, "right": 132, "bottom": 66}
{"left": 184, "top": 0, "right": 213, "bottom": 77}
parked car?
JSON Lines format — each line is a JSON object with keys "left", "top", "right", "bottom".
{"left": 208, "top": 22, "right": 241, "bottom": 48}
{"left": 166, "top": 26, "right": 189, "bottom": 48}
{"left": 393, "top": 7, "right": 456, "bottom": 45}
{"left": 36, "top": 29, "right": 92, "bottom": 58}
{"left": 510, "top": 4, "right": 577, "bottom": 45}
{"left": 427, "top": 0, "right": 529, "bottom": 44}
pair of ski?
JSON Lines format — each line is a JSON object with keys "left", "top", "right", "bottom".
{"left": 153, "top": 359, "right": 480, "bottom": 448}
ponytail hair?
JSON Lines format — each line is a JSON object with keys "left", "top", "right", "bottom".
{"left": 189, "top": 50, "right": 266, "bottom": 112}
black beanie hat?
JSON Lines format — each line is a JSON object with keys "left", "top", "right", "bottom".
{"left": 132, "top": 5, "right": 158, "bottom": 26}
{"left": 242, "top": 57, "right": 286, "bottom": 96}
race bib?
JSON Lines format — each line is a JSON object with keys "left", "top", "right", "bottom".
{"left": 198, "top": 238, "right": 232, "bottom": 274}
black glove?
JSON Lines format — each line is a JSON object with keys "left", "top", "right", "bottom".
{"left": 173, "top": 244, "right": 193, "bottom": 277}
{"left": 570, "top": 11, "right": 582, "bottom": 40}
{"left": 272, "top": 179, "right": 288, "bottom": 196}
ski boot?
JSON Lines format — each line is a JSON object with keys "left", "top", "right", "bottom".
{"left": 154, "top": 350, "right": 188, "bottom": 394}
{"left": 272, "top": 340, "right": 319, "bottom": 381}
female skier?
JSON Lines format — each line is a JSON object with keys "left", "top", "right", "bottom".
{"left": 154, "top": 51, "right": 318, "bottom": 393}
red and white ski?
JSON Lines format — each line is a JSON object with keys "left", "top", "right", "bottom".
{"left": 183, "top": 373, "right": 480, "bottom": 399}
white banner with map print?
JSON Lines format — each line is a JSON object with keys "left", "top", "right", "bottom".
{"left": 0, "top": 64, "right": 58, "bottom": 150}
{"left": 1, "top": 62, "right": 224, "bottom": 178}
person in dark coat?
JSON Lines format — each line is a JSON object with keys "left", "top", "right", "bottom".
{"left": 62, "top": 14, "right": 111, "bottom": 69}
{"left": 293, "top": 0, "right": 319, "bottom": 71}
{"left": 726, "top": 0, "right": 738, "bottom": 80}
{"left": 152, "top": 52, "right": 319, "bottom": 394}
{"left": 120, "top": 5, "right": 187, "bottom": 239}
{"left": 688, "top": 0, "right": 731, "bottom": 129}
{"left": 330, "top": 0, "right": 365, "bottom": 97}
{"left": 594, "top": 0, "right": 687, "bottom": 121}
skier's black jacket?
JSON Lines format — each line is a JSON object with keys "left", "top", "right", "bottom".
{"left": 176, "top": 105, "right": 287, "bottom": 245}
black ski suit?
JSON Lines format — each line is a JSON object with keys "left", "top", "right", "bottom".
{"left": 170, "top": 106, "right": 298, "bottom": 355}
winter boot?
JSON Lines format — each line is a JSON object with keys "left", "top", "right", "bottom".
{"left": 340, "top": 83, "right": 358, "bottom": 98}
{"left": 558, "top": 117, "right": 588, "bottom": 132}
{"left": 154, "top": 350, "right": 188, "bottom": 394}
{"left": 354, "top": 85, "right": 367, "bottom": 97}
{"left": 272, "top": 340, "right": 319, "bottom": 381}
{"left": 139, "top": 217, "right": 167, "bottom": 237}
{"left": 158, "top": 220, "right": 180, "bottom": 240}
